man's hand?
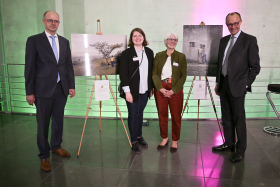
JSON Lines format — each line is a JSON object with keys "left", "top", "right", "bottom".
{"left": 125, "top": 92, "right": 133, "bottom": 103}
{"left": 215, "top": 85, "right": 219, "bottom": 96}
{"left": 26, "top": 94, "right": 35, "bottom": 106}
{"left": 69, "top": 89, "right": 75, "bottom": 98}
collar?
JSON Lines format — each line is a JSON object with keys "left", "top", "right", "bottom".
{"left": 134, "top": 46, "right": 145, "bottom": 53}
{"left": 231, "top": 30, "right": 241, "bottom": 39}
{"left": 164, "top": 49, "right": 177, "bottom": 56}
{"left": 45, "top": 30, "right": 58, "bottom": 38}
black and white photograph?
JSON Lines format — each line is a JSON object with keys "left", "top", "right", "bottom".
{"left": 71, "top": 34, "right": 127, "bottom": 76}
{"left": 183, "top": 25, "right": 223, "bottom": 76}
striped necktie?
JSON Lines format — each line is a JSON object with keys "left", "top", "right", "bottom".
{"left": 222, "top": 36, "right": 235, "bottom": 77}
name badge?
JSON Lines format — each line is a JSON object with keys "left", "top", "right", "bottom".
{"left": 133, "top": 57, "right": 139, "bottom": 61}
{"left": 173, "top": 62, "right": 179, "bottom": 67}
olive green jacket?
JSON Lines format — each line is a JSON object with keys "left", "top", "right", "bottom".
{"left": 152, "top": 50, "right": 187, "bottom": 94}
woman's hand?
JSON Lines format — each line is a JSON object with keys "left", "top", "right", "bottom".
{"left": 159, "top": 88, "right": 170, "bottom": 98}
{"left": 125, "top": 92, "right": 133, "bottom": 103}
{"left": 165, "top": 90, "right": 174, "bottom": 97}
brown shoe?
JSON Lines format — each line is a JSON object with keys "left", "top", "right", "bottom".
{"left": 52, "top": 148, "right": 71, "bottom": 157}
{"left": 41, "top": 158, "right": 51, "bottom": 171}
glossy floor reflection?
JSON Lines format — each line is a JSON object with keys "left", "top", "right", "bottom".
{"left": 0, "top": 114, "right": 280, "bottom": 187}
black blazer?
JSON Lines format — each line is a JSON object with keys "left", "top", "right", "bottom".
{"left": 216, "top": 31, "right": 260, "bottom": 97}
{"left": 25, "top": 32, "right": 75, "bottom": 98}
{"left": 119, "top": 46, "right": 154, "bottom": 102}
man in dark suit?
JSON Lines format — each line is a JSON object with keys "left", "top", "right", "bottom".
{"left": 25, "top": 11, "right": 75, "bottom": 171}
{"left": 212, "top": 12, "right": 260, "bottom": 162}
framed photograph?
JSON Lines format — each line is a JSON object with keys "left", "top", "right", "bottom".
{"left": 71, "top": 34, "right": 127, "bottom": 76}
{"left": 182, "top": 25, "right": 223, "bottom": 76}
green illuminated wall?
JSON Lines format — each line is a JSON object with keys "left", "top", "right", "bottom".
{"left": 0, "top": 0, "right": 279, "bottom": 119}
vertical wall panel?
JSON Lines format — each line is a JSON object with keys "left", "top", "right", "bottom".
{"left": 0, "top": 0, "right": 279, "bottom": 119}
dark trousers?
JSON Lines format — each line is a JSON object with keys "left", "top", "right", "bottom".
{"left": 154, "top": 81, "right": 183, "bottom": 141}
{"left": 35, "top": 82, "right": 67, "bottom": 159}
{"left": 219, "top": 76, "right": 247, "bottom": 153}
{"left": 126, "top": 91, "right": 148, "bottom": 143}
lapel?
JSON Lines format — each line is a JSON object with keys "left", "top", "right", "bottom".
{"left": 230, "top": 31, "right": 244, "bottom": 56}
{"left": 58, "top": 35, "right": 64, "bottom": 65}
{"left": 171, "top": 50, "right": 178, "bottom": 67}
{"left": 129, "top": 46, "right": 138, "bottom": 60}
{"left": 129, "top": 46, "right": 141, "bottom": 69}
{"left": 221, "top": 35, "right": 231, "bottom": 60}
{"left": 144, "top": 47, "right": 153, "bottom": 68}
{"left": 41, "top": 32, "right": 59, "bottom": 64}
{"left": 158, "top": 50, "right": 168, "bottom": 72}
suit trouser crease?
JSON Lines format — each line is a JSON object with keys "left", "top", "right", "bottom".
{"left": 154, "top": 81, "right": 183, "bottom": 141}
{"left": 219, "top": 76, "right": 247, "bottom": 153}
{"left": 126, "top": 91, "right": 148, "bottom": 143}
{"left": 35, "top": 82, "right": 67, "bottom": 159}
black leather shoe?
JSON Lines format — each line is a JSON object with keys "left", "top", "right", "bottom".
{"left": 170, "top": 146, "right": 177, "bottom": 153}
{"left": 157, "top": 140, "right": 169, "bottom": 150}
{"left": 137, "top": 137, "right": 148, "bottom": 147}
{"left": 230, "top": 152, "right": 245, "bottom": 163}
{"left": 131, "top": 142, "right": 140, "bottom": 154}
{"left": 212, "top": 144, "right": 235, "bottom": 152}
{"left": 170, "top": 141, "right": 178, "bottom": 153}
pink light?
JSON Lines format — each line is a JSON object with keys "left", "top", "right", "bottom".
{"left": 214, "top": 131, "right": 224, "bottom": 146}
{"left": 191, "top": 0, "right": 241, "bottom": 36}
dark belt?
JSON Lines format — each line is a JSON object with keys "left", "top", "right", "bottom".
{"left": 162, "top": 78, "right": 172, "bottom": 83}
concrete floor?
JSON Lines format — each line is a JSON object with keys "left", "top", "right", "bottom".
{"left": 0, "top": 114, "right": 280, "bottom": 187}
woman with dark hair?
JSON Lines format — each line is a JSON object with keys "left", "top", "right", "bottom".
{"left": 119, "top": 28, "right": 154, "bottom": 153}
{"left": 152, "top": 32, "right": 187, "bottom": 153}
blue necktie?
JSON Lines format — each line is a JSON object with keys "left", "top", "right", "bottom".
{"left": 50, "top": 36, "right": 60, "bottom": 83}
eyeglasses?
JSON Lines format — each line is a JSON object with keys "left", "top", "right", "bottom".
{"left": 226, "top": 20, "right": 240, "bottom": 27}
{"left": 167, "top": 38, "right": 178, "bottom": 42}
{"left": 45, "top": 19, "right": 60, "bottom": 24}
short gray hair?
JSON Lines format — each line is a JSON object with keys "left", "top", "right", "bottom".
{"left": 43, "top": 11, "right": 59, "bottom": 19}
{"left": 164, "top": 32, "right": 179, "bottom": 47}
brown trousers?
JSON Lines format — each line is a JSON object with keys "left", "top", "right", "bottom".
{"left": 154, "top": 81, "right": 183, "bottom": 141}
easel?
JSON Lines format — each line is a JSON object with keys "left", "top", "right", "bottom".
{"left": 181, "top": 22, "right": 224, "bottom": 142}
{"left": 77, "top": 20, "right": 131, "bottom": 157}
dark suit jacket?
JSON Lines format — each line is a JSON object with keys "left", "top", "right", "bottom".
{"left": 119, "top": 46, "right": 154, "bottom": 102}
{"left": 216, "top": 31, "right": 260, "bottom": 97}
{"left": 25, "top": 32, "right": 75, "bottom": 98}
{"left": 152, "top": 50, "right": 187, "bottom": 94}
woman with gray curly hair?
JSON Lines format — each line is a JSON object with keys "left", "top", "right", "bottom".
{"left": 152, "top": 32, "right": 187, "bottom": 153}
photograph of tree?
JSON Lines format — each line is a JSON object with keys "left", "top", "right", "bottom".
{"left": 182, "top": 25, "right": 223, "bottom": 76}
{"left": 71, "top": 34, "right": 127, "bottom": 76}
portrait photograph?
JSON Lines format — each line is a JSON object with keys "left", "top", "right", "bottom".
{"left": 182, "top": 25, "right": 223, "bottom": 76}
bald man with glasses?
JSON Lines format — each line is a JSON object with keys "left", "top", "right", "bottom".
{"left": 25, "top": 11, "right": 75, "bottom": 171}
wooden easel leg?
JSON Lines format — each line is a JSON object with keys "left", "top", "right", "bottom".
{"left": 99, "top": 75, "right": 102, "bottom": 131}
{"left": 205, "top": 76, "right": 225, "bottom": 142}
{"left": 105, "top": 75, "right": 132, "bottom": 147}
{"left": 181, "top": 75, "right": 196, "bottom": 118}
{"left": 197, "top": 99, "right": 200, "bottom": 129}
{"left": 197, "top": 76, "right": 201, "bottom": 129}
{"left": 77, "top": 75, "right": 98, "bottom": 156}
